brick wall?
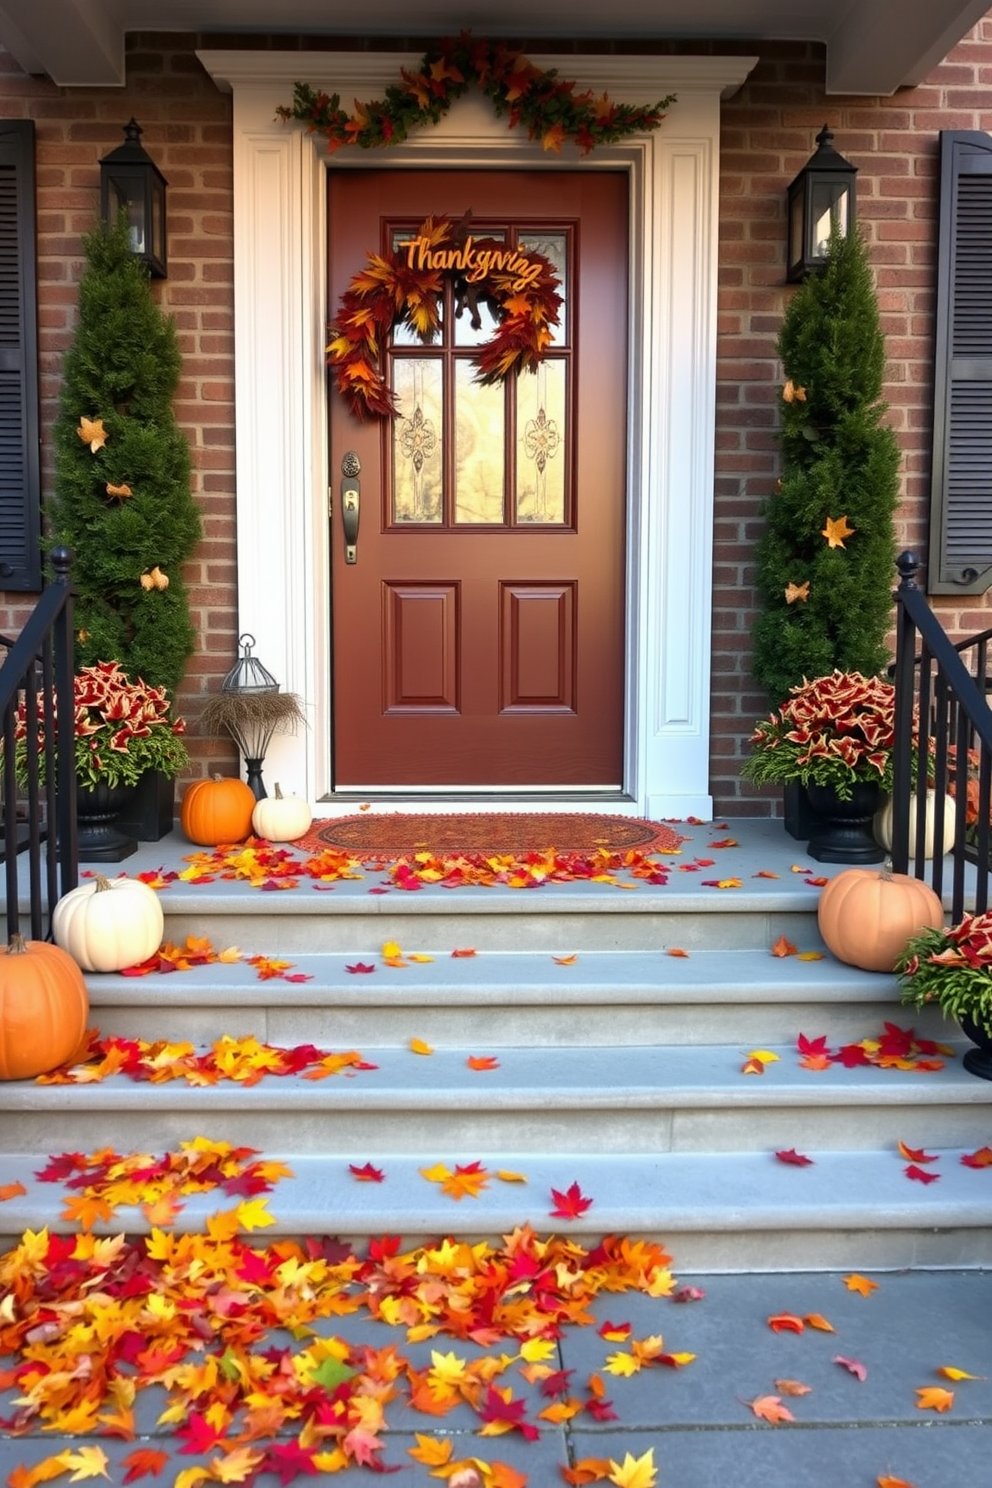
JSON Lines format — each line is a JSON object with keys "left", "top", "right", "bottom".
{"left": 713, "top": 19, "right": 992, "bottom": 814}
{"left": 3, "top": 21, "right": 992, "bottom": 805}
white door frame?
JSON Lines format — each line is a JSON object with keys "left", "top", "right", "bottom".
{"left": 198, "top": 50, "right": 757, "bottom": 819}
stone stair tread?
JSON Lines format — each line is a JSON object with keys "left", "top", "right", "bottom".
{"left": 2, "top": 1040, "right": 984, "bottom": 1112}
{"left": 2, "top": 1148, "right": 989, "bottom": 1241}
{"left": 84, "top": 946, "right": 898, "bottom": 1005}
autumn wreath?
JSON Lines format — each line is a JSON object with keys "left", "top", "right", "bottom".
{"left": 328, "top": 214, "right": 563, "bottom": 420}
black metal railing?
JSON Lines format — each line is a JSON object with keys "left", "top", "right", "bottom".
{"left": 891, "top": 550, "right": 992, "bottom": 921}
{"left": 0, "top": 547, "right": 78, "bottom": 940}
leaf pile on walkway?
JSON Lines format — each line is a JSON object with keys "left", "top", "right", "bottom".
{"left": 0, "top": 1200, "right": 679, "bottom": 1486}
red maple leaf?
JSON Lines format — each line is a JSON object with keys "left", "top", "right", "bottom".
{"left": 345, "top": 962, "right": 376, "bottom": 974}
{"left": 897, "top": 1141, "right": 939, "bottom": 1164}
{"left": 121, "top": 1448, "right": 170, "bottom": 1483}
{"left": 905, "top": 1164, "right": 941, "bottom": 1184}
{"left": 775, "top": 1148, "right": 814, "bottom": 1166}
{"left": 349, "top": 1161, "right": 385, "bottom": 1183}
{"left": 960, "top": 1146, "right": 992, "bottom": 1168}
{"left": 796, "top": 1033, "right": 829, "bottom": 1057}
{"left": 177, "top": 1410, "right": 227, "bottom": 1455}
{"left": 549, "top": 1181, "right": 593, "bottom": 1219}
{"left": 260, "top": 1440, "right": 321, "bottom": 1484}
{"left": 478, "top": 1385, "right": 540, "bottom": 1440}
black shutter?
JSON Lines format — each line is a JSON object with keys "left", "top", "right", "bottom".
{"left": 929, "top": 130, "right": 992, "bottom": 595}
{"left": 0, "top": 120, "right": 40, "bottom": 593}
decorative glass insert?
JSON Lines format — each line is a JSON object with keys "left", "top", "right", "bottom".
{"left": 518, "top": 231, "right": 568, "bottom": 346}
{"left": 455, "top": 360, "right": 505, "bottom": 523}
{"left": 392, "top": 357, "right": 442, "bottom": 523}
{"left": 516, "top": 359, "right": 566, "bottom": 524}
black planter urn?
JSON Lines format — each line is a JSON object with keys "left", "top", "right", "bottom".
{"left": 805, "top": 780, "right": 886, "bottom": 864}
{"left": 959, "top": 1013, "right": 992, "bottom": 1082}
{"left": 114, "top": 768, "right": 176, "bottom": 842}
{"left": 75, "top": 780, "right": 138, "bottom": 862}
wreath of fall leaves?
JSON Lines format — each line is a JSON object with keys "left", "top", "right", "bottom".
{"left": 276, "top": 31, "right": 675, "bottom": 156}
{"left": 327, "top": 214, "right": 564, "bottom": 420}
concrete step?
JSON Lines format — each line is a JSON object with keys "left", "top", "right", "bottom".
{"left": 83, "top": 948, "right": 949, "bottom": 1048}
{"left": 2, "top": 1039, "right": 987, "bottom": 1155}
{"left": 2, "top": 1147, "right": 989, "bottom": 1272}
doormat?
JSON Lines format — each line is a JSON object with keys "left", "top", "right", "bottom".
{"left": 295, "top": 812, "right": 685, "bottom": 861}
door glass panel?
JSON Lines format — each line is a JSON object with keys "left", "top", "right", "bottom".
{"left": 518, "top": 231, "right": 568, "bottom": 346}
{"left": 392, "top": 357, "right": 443, "bottom": 523}
{"left": 454, "top": 230, "right": 506, "bottom": 347}
{"left": 454, "top": 360, "right": 505, "bottom": 524}
{"left": 516, "top": 359, "right": 566, "bottom": 524}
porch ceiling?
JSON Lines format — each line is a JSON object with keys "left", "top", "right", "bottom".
{"left": 0, "top": 0, "right": 987, "bottom": 92}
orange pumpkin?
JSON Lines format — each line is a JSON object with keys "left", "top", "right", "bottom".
{"left": 0, "top": 935, "right": 89, "bottom": 1080}
{"left": 180, "top": 774, "right": 257, "bottom": 846}
{"left": 817, "top": 867, "right": 944, "bottom": 973}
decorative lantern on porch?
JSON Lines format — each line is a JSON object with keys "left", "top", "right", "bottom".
{"left": 99, "top": 119, "right": 168, "bottom": 279}
{"left": 201, "top": 634, "right": 305, "bottom": 799}
{"left": 786, "top": 125, "right": 858, "bottom": 283}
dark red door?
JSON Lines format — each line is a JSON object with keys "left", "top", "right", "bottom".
{"left": 329, "top": 169, "right": 627, "bottom": 787}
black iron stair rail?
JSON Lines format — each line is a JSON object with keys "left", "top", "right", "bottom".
{"left": 0, "top": 547, "right": 77, "bottom": 940}
{"left": 892, "top": 550, "right": 992, "bottom": 921}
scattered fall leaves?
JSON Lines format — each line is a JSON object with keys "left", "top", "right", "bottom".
{"left": 76, "top": 415, "right": 108, "bottom": 452}
{"left": 822, "top": 514, "right": 856, "bottom": 548}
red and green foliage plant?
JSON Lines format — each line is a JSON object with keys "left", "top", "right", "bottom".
{"left": 743, "top": 669, "right": 897, "bottom": 799}
{"left": 898, "top": 909, "right": 992, "bottom": 1034}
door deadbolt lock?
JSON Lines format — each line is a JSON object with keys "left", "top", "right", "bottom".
{"left": 341, "top": 451, "right": 360, "bottom": 563}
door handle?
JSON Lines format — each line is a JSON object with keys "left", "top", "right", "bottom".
{"left": 341, "top": 451, "right": 360, "bottom": 564}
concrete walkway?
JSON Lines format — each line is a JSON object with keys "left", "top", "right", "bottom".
{"left": 1, "top": 1265, "right": 989, "bottom": 1485}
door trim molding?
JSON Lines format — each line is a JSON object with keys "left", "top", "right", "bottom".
{"left": 198, "top": 50, "right": 757, "bottom": 819}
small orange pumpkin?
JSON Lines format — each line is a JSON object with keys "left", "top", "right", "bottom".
{"left": 180, "top": 774, "right": 256, "bottom": 846}
{"left": 0, "top": 935, "right": 89, "bottom": 1080}
{"left": 817, "top": 867, "right": 944, "bottom": 972}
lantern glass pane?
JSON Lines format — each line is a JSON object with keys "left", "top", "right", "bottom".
{"left": 810, "top": 181, "right": 849, "bottom": 259}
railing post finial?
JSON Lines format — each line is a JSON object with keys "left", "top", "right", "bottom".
{"left": 50, "top": 547, "right": 73, "bottom": 584}
{"left": 896, "top": 550, "right": 920, "bottom": 591}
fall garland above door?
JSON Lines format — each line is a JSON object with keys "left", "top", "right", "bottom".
{"left": 276, "top": 32, "right": 675, "bottom": 155}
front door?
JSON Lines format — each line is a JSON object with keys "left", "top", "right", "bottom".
{"left": 329, "top": 169, "right": 627, "bottom": 788}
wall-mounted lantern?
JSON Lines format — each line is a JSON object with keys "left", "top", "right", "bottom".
{"left": 99, "top": 118, "right": 168, "bottom": 279}
{"left": 786, "top": 125, "right": 858, "bottom": 282}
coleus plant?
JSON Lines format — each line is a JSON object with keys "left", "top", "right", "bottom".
{"left": 897, "top": 910, "right": 992, "bottom": 1036}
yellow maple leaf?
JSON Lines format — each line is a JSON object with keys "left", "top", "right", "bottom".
{"left": 822, "top": 514, "right": 856, "bottom": 548}
{"left": 234, "top": 1197, "right": 276, "bottom": 1231}
{"left": 937, "top": 1365, "right": 985, "bottom": 1381}
{"left": 496, "top": 1169, "right": 527, "bottom": 1184}
{"left": 420, "top": 1163, "right": 451, "bottom": 1184}
{"left": 209, "top": 1445, "right": 266, "bottom": 1483}
{"left": 746, "top": 1049, "right": 780, "bottom": 1065}
{"left": 77, "top": 415, "right": 108, "bottom": 452}
{"left": 408, "top": 953, "right": 434, "bottom": 963}
{"left": 604, "top": 1350, "right": 641, "bottom": 1377}
{"left": 540, "top": 1398, "right": 583, "bottom": 1422}
{"left": 410, "top": 1038, "right": 434, "bottom": 1055}
{"left": 784, "top": 580, "right": 810, "bottom": 604}
{"left": 519, "top": 1338, "right": 556, "bottom": 1362}
{"left": 56, "top": 1446, "right": 110, "bottom": 1481}
{"left": 608, "top": 1448, "right": 657, "bottom": 1488}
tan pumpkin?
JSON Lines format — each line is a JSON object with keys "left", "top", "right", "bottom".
{"left": 874, "top": 790, "right": 956, "bottom": 860}
{"left": 817, "top": 867, "right": 944, "bottom": 972}
{"left": 0, "top": 935, "right": 89, "bottom": 1080}
{"left": 52, "top": 873, "right": 164, "bottom": 972}
{"left": 180, "top": 774, "right": 256, "bottom": 845}
{"left": 251, "top": 783, "right": 312, "bottom": 843}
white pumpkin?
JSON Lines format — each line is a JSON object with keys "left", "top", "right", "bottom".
{"left": 52, "top": 873, "right": 164, "bottom": 972}
{"left": 874, "top": 789, "right": 956, "bottom": 860}
{"left": 251, "top": 783, "right": 313, "bottom": 843}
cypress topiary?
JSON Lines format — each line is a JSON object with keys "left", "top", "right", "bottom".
{"left": 46, "top": 216, "right": 201, "bottom": 692}
{"left": 751, "top": 227, "right": 900, "bottom": 705}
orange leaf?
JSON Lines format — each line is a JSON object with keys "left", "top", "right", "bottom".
{"left": 897, "top": 1140, "right": 939, "bottom": 1163}
{"left": 804, "top": 1313, "right": 835, "bottom": 1333}
{"left": 915, "top": 1386, "right": 954, "bottom": 1412}
{"left": 666, "top": 948, "right": 690, "bottom": 958}
{"left": 467, "top": 1055, "right": 500, "bottom": 1070}
{"left": 877, "top": 1477, "right": 918, "bottom": 1488}
{"left": 122, "top": 1447, "right": 171, "bottom": 1482}
{"left": 822, "top": 514, "right": 856, "bottom": 548}
{"left": 843, "top": 1273, "right": 879, "bottom": 1297}
{"left": 451, "top": 948, "right": 477, "bottom": 957}
{"left": 768, "top": 1312, "right": 805, "bottom": 1333}
{"left": 553, "top": 954, "right": 578, "bottom": 965}
{"left": 744, "top": 1394, "right": 795, "bottom": 1424}
{"left": 741, "top": 1056, "right": 766, "bottom": 1075}
{"left": 961, "top": 1145, "right": 992, "bottom": 1168}
{"left": 771, "top": 935, "right": 797, "bottom": 957}
{"left": 775, "top": 1378, "right": 812, "bottom": 1396}
{"left": 0, "top": 1180, "right": 26, "bottom": 1201}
